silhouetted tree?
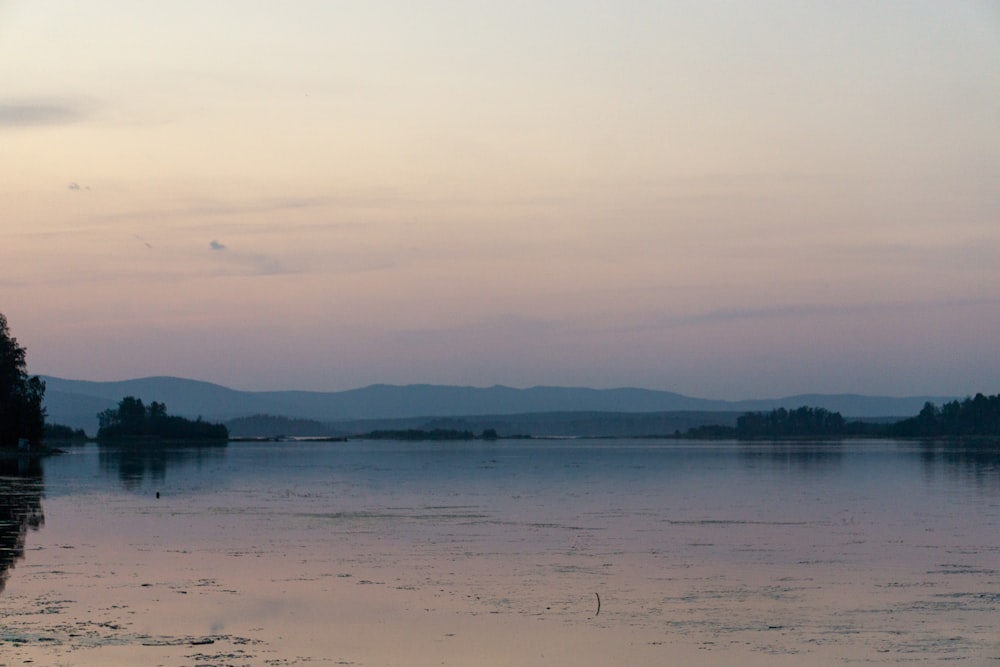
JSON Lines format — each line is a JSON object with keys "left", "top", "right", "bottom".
{"left": 0, "top": 314, "right": 46, "bottom": 448}
{"left": 149, "top": 401, "right": 166, "bottom": 419}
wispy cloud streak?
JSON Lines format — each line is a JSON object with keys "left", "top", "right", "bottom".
{"left": 642, "top": 298, "right": 1000, "bottom": 331}
{"left": 0, "top": 100, "right": 89, "bottom": 127}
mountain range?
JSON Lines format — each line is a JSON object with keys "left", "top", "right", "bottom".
{"left": 40, "top": 375, "right": 958, "bottom": 437}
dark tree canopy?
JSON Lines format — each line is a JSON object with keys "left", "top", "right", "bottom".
{"left": 736, "top": 406, "right": 848, "bottom": 439}
{"left": 892, "top": 394, "right": 1000, "bottom": 437}
{"left": 0, "top": 314, "right": 46, "bottom": 448}
{"left": 98, "top": 396, "right": 228, "bottom": 441}
{"left": 43, "top": 423, "right": 88, "bottom": 442}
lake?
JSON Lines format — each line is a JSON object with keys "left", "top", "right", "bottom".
{"left": 2, "top": 439, "right": 999, "bottom": 665}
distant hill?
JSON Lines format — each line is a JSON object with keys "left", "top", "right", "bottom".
{"left": 39, "top": 375, "right": 959, "bottom": 437}
{"left": 43, "top": 389, "right": 117, "bottom": 436}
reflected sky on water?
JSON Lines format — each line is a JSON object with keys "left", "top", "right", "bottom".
{"left": 13, "top": 439, "right": 1000, "bottom": 578}
{"left": 29, "top": 440, "right": 1000, "bottom": 546}
{"left": 4, "top": 438, "right": 1000, "bottom": 665}
{"left": 33, "top": 438, "right": 1000, "bottom": 501}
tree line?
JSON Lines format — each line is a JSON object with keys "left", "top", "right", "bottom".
{"left": 682, "top": 395, "right": 1000, "bottom": 440}
{"left": 891, "top": 394, "right": 1000, "bottom": 437}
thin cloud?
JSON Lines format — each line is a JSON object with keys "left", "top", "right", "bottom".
{"left": 99, "top": 196, "right": 340, "bottom": 223}
{"left": 0, "top": 100, "right": 89, "bottom": 127}
{"left": 638, "top": 297, "right": 1000, "bottom": 332}
{"left": 206, "top": 241, "right": 292, "bottom": 276}
{"left": 95, "top": 191, "right": 403, "bottom": 225}
{"left": 218, "top": 252, "right": 290, "bottom": 276}
{"left": 249, "top": 255, "right": 287, "bottom": 275}
{"left": 68, "top": 182, "right": 80, "bottom": 191}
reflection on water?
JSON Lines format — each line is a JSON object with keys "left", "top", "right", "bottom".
{"left": 917, "top": 439, "right": 1000, "bottom": 493}
{"left": 738, "top": 442, "right": 843, "bottom": 473}
{"left": 0, "top": 455, "right": 45, "bottom": 593}
{"left": 97, "top": 440, "right": 227, "bottom": 490}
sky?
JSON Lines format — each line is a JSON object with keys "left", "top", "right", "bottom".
{"left": 2, "top": 1, "right": 999, "bottom": 399}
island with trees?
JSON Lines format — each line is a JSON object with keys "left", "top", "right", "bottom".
{"left": 97, "top": 396, "right": 228, "bottom": 441}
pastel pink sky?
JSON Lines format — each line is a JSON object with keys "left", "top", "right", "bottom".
{"left": 2, "top": 1, "right": 999, "bottom": 398}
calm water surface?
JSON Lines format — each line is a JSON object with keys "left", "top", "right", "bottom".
{"left": 2, "top": 439, "right": 999, "bottom": 665}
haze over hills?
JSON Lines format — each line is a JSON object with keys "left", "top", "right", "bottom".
{"left": 40, "top": 375, "right": 959, "bottom": 437}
